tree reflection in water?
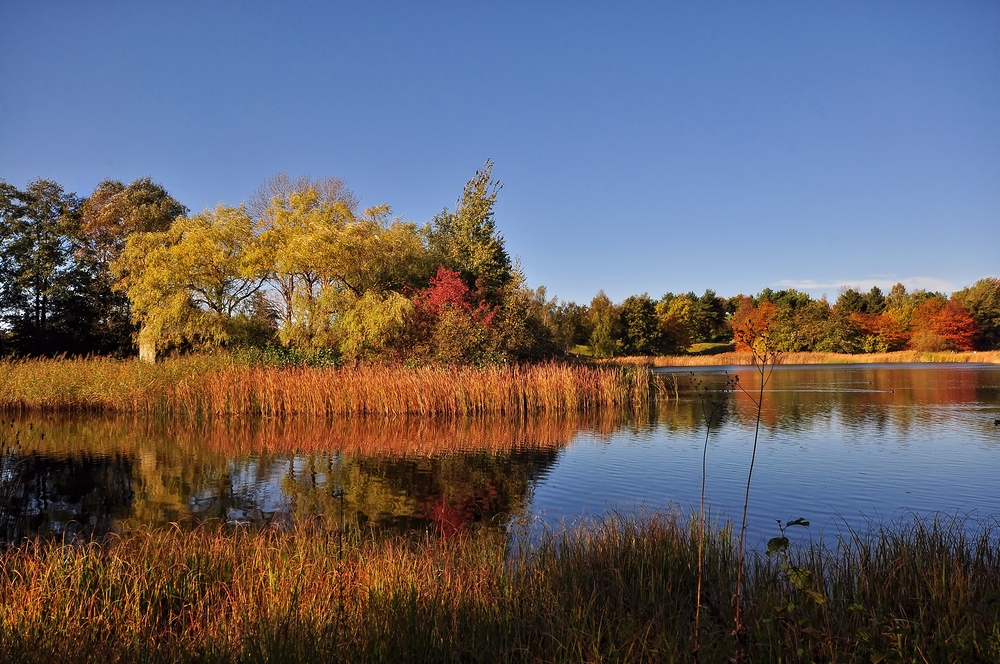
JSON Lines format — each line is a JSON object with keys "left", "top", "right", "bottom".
{"left": 1, "top": 452, "right": 135, "bottom": 542}
{"left": 4, "top": 364, "right": 997, "bottom": 543}
{"left": 0, "top": 414, "right": 580, "bottom": 542}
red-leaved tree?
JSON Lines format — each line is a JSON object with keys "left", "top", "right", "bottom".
{"left": 849, "top": 311, "right": 910, "bottom": 352}
{"left": 407, "top": 267, "right": 497, "bottom": 364}
{"left": 909, "top": 298, "right": 978, "bottom": 351}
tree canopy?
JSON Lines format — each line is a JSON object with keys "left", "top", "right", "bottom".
{"left": 3, "top": 169, "right": 998, "bottom": 362}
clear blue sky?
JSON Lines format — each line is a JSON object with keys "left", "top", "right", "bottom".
{"left": 2, "top": 1, "right": 997, "bottom": 304}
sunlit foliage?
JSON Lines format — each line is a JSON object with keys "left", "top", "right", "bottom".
{"left": 112, "top": 204, "right": 272, "bottom": 354}
{"left": 4, "top": 171, "right": 998, "bottom": 362}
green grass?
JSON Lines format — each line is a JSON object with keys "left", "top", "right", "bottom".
{"left": 686, "top": 342, "right": 736, "bottom": 356}
{"left": 0, "top": 512, "right": 996, "bottom": 662}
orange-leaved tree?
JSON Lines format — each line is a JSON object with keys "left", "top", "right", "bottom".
{"left": 731, "top": 297, "right": 777, "bottom": 353}
{"left": 909, "top": 298, "right": 978, "bottom": 351}
{"left": 848, "top": 311, "right": 910, "bottom": 353}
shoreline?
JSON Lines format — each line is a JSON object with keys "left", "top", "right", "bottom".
{"left": 607, "top": 349, "right": 1000, "bottom": 368}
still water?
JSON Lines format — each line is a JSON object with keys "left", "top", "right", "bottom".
{"left": 3, "top": 364, "right": 999, "bottom": 545}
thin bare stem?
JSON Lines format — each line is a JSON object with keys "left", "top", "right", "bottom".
{"left": 694, "top": 383, "right": 711, "bottom": 659}
{"left": 732, "top": 346, "right": 777, "bottom": 658}
{"left": 691, "top": 374, "right": 733, "bottom": 660}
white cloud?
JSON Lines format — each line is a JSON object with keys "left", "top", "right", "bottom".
{"left": 775, "top": 276, "right": 959, "bottom": 295}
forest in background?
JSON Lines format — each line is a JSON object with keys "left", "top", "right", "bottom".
{"left": 2, "top": 165, "right": 999, "bottom": 363}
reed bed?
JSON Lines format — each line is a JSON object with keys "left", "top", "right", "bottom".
{"left": 0, "top": 356, "right": 666, "bottom": 417}
{"left": 612, "top": 349, "right": 1000, "bottom": 368}
{"left": 0, "top": 513, "right": 996, "bottom": 662}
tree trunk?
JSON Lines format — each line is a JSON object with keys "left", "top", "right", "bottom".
{"left": 138, "top": 325, "right": 157, "bottom": 363}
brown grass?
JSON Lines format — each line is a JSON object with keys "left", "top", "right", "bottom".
{"left": 0, "top": 356, "right": 668, "bottom": 416}
{"left": 609, "top": 349, "right": 1000, "bottom": 368}
{"left": 0, "top": 513, "right": 996, "bottom": 662}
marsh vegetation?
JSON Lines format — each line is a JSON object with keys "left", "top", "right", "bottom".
{"left": 0, "top": 513, "right": 996, "bottom": 663}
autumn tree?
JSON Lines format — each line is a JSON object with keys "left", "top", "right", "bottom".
{"left": 262, "top": 191, "right": 430, "bottom": 354}
{"left": 848, "top": 311, "right": 909, "bottom": 352}
{"left": 656, "top": 294, "right": 696, "bottom": 352}
{"left": 731, "top": 297, "right": 778, "bottom": 354}
{"left": 405, "top": 267, "right": 495, "bottom": 364}
{"left": 909, "top": 297, "right": 978, "bottom": 352}
{"left": 952, "top": 277, "right": 1000, "bottom": 349}
{"left": 78, "top": 177, "right": 187, "bottom": 354}
{"left": 112, "top": 204, "right": 272, "bottom": 360}
{"left": 251, "top": 174, "right": 360, "bottom": 337}
{"left": 80, "top": 178, "right": 188, "bottom": 268}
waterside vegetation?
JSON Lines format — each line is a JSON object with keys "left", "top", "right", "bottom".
{"left": 614, "top": 349, "right": 1000, "bottom": 368}
{"left": 0, "top": 355, "right": 664, "bottom": 416}
{"left": 3, "top": 170, "right": 1000, "bottom": 364}
{"left": 0, "top": 513, "right": 996, "bottom": 663}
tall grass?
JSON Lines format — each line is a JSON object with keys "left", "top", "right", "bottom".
{"left": 0, "top": 356, "right": 667, "bottom": 416}
{"left": 0, "top": 513, "right": 995, "bottom": 662}
{"left": 614, "top": 349, "right": 1000, "bottom": 367}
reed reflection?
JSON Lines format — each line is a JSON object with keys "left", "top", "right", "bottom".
{"left": 3, "top": 365, "right": 997, "bottom": 542}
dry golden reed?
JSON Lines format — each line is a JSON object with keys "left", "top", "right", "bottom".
{"left": 0, "top": 514, "right": 996, "bottom": 662}
{"left": 0, "top": 356, "right": 667, "bottom": 416}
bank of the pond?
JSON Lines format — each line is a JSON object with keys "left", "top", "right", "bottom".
{"left": 612, "top": 349, "right": 1000, "bottom": 368}
{"left": 0, "top": 513, "right": 995, "bottom": 663}
{"left": 0, "top": 356, "right": 666, "bottom": 416}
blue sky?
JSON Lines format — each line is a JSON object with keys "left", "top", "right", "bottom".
{"left": 2, "top": 1, "right": 997, "bottom": 304}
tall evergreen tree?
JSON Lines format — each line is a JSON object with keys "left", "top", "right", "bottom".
{"left": 0, "top": 179, "right": 89, "bottom": 356}
{"left": 428, "top": 161, "right": 512, "bottom": 300}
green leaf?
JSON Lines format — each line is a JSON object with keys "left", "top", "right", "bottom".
{"left": 786, "top": 517, "right": 810, "bottom": 528}
{"left": 805, "top": 589, "right": 826, "bottom": 605}
{"left": 787, "top": 565, "right": 813, "bottom": 590}
{"left": 767, "top": 536, "right": 790, "bottom": 555}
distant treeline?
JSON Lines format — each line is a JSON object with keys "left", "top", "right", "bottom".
{"left": 570, "top": 279, "right": 1000, "bottom": 357}
{"left": 2, "top": 167, "right": 999, "bottom": 362}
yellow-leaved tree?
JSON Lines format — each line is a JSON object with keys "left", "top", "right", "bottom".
{"left": 112, "top": 204, "right": 271, "bottom": 361}
{"left": 260, "top": 185, "right": 431, "bottom": 357}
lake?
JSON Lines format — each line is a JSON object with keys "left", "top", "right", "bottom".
{"left": 3, "top": 364, "right": 999, "bottom": 546}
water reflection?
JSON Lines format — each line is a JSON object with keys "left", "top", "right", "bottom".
{"left": 656, "top": 364, "right": 1000, "bottom": 441}
{"left": 2, "top": 364, "right": 999, "bottom": 543}
{"left": 1, "top": 452, "right": 134, "bottom": 542}
{"left": 0, "top": 414, "right": 596, "bottom": 541}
